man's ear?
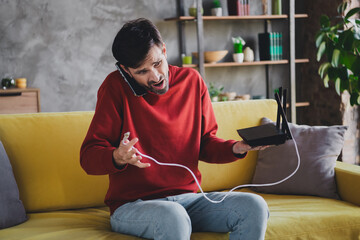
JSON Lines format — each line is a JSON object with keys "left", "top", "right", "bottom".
{"left": 162, "top": 43, "right": 167, "bottom": 59}
{"left": 119, "top": 64, "right": 133, "bottom": 77}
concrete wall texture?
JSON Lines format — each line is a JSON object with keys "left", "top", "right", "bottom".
{"left": 2, "top": 0, "right": 359, "bottom": 164}
{"left": 1, "top": 0, "right": 290, "bottom": 112}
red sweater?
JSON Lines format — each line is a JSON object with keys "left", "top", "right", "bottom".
{"left": 80, "top": 65, "right": 243, "bottom": 214}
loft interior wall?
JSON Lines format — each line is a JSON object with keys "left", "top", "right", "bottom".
{"left": 0, "top": 0, "right": 177, "bottom": 112}
{"left": 1, "top": 0, "right": 303, "bottom": 112}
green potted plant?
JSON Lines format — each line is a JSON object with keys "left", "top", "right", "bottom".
{"left": 315, "top": 1, "right": 360, "bottom": 105}
{"left": 208, "top": 82, "right": 224, "bottom": 102}
{"left": 232, "top": 36, "right": 246, "bottom": 63}
{"left": 211, "top": 0, "right": 222, "bottom": 16}
{"left": 1, "top": 77, "right": 15, "bottom": 89}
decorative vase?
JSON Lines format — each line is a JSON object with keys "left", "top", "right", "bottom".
{"left": 182, "top": 55, "right": 192, "bottom": 64}
{"left": 243, "top": 47, "right": 254, "bottom": 62}
{"left": 211, "top": 7, "right": 222, "bottom": 16}
{"left": 272, "top": 0, "right": 282, "bottom": 15}
{"left": 189, "top": 1, "right": 203, "bottom": 17}
{"left": 15, "top": 78, "right": 27, "bottom": 89}
{"left": 233, "top": 53, "right": 244, "bottom": 63}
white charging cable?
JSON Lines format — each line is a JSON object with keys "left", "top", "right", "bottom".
{"left": 122, "top": 130, "right": 300, "bottom": 204}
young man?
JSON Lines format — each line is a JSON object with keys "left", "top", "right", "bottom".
{"left": 80, "top": 18, "right": 269, "bottom": 240}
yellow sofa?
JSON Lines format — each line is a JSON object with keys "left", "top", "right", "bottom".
{"left": 0, "top": 99, "right": 359, "bottom": 240}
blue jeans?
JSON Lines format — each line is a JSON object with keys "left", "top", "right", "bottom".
{"left": 110, "top": 192, "right": 269, "bottom": 240}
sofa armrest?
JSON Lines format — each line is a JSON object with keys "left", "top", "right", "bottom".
{"left": 335, "top": 161, "right": 360, "bottom": 206}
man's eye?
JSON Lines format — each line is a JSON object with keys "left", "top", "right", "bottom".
{"left": 154, "top": 61, "right": 162, "bottom": 67}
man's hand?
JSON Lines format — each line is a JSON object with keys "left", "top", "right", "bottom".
{"left": 232, "top": 140, "right": 270, "bottom": 155}
{"left": 113, "top": 137, "right": 151, "bottom": 168}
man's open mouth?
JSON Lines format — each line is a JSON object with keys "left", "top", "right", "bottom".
{"left": 151, "top": 79, "right": 165, "bottom": 89}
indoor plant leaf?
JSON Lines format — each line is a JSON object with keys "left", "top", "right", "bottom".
{"left": 335, "top": 77, "right": 341, "bottom": 95}
{"left": 350, "top": 92, "right": 360, "bottom": 105}
{"left": 323, "top": 74, "right": 330, "bottom": 88}
{"left": 349, "top": 75, "right": 360, "bottom": 93}
{"left": 355, "top": 38, "right": 360, "bottom": 52}
{"left": 339, "top": 67, "right": 349, "bottom": 91}
{"left": 331, "top": 49, "right": 341, "bottom": 67}
{"left": 325, "top": 40, "right": 335, "bottom": 60}
{"left": 341, "top": 51, "right": 357, "bottom": 70}
{"left": 339, "top": 66, "right": 349, "bottom": 81}
{"left": 350, "top": 57, "right": 360, "bottom": 75}
{"left": 316, "top": 32, "right": 326, "bottom": 48}
{"left": 320, "top": 15, "right": 330, "bottom": 29}
{"left": 317, "top": 41, "right": 326, "bottom": 61}
{"left": 319, "top": 62, "right": 331, "bottom": 78}
{"left": 327, "top": 67, "right": 338, "bottom": 80}
{"left": 337, "top": 2, "right": 348, "bottom": 15}
{"left": 338, "top": 29, "right": 354, "bottom": 51}
{"left": 344, "top": 7, "right": 360, "bottom": 20}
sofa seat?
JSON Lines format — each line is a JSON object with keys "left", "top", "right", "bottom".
{"left": 2, "top": 191, "right": 359, "bottom": 240}
{"left": 259, "top": 191, "right": 360, "bottom": 240}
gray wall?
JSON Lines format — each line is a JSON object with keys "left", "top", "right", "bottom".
{"left": 1, "top": 0, "right": 291, "bottom": 112}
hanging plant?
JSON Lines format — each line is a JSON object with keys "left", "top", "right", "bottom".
{"left": 315, "top": 1, "right": 360, "bottom": 105}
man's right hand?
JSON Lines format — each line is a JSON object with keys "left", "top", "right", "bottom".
{"left": 113, "top": 137, "right": 151, "bottom": 169}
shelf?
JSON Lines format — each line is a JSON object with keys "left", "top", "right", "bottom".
{"left": 294, "top": 14, "right": 309, "bottom": 19}
{"left": 165, "top": 14, "right": 308, "bottom": 21}
{"left": 295, "top": 58, "right": 309, "bottom": 63}
{"left": 287, "top": 102, "right": 310, "bottom": 108}
{"left": 183, "top": 59, "right": 309, "bottom": 68}
{"left": 295, "top": 102, "right": 310, "bottom": 107}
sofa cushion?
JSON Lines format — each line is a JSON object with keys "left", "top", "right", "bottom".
{"left": 0, "top": 141, "right": 27, "bottom": 229}
{"left": 199, "top": 100, "right": 278, "bottom": 192}
{"left": 252, "top": 118, "right": 347, "bottom": 199}
{"left": 0, "top": 112, "right": 109, "bottom": 212}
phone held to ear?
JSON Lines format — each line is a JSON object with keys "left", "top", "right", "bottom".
{"left": 115, "top": 62, "right": 147, "bottom": 97}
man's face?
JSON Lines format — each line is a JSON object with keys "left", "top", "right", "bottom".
{"left": 122, "top": 44, "right": 169, "bottom": 95}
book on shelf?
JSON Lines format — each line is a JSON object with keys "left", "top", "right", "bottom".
{"left": 258, "top": 32, "right": 283, "bottom": 61}
{"left": 227, "top": 0, "right": 250, "bottom": 16}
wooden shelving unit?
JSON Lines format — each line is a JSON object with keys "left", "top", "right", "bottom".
{"left": 165, "top": 14, "right": 308, "bottom": 21}
{"left": 166, "top": 0, "right": 310, "bottom": 121}
{"left": 183, "top": 59, "right": 309, "bottom": 68}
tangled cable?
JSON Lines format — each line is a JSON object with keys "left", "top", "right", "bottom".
{"left": 123, "top": 130, "right": 300, "bottom": 204}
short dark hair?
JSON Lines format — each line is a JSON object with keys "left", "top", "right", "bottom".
{"left": 112, "top": 18, "right": 163, "bottom": 68}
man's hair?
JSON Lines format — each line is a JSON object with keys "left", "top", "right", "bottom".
{"left": 112, "top": 18, "right": 163, "bottom": 68}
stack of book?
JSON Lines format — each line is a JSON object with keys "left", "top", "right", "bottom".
{"left": 258, "top": 32, "right": 283, "bottom": 61}
{"left": 227, "top": 0, "right": 250, "bottom": 16}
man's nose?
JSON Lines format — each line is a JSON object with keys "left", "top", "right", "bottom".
{"left": 149, "top": 69, "right": 160, "bottom": 82}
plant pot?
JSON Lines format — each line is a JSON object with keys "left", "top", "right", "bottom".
{"left": 211, "top": 7, "right": 222, "bottom": 16}
{"left": 211, "top": 96, "right": 219, "bottom": 102}
{"left": 233, "top": 53, "right": 244, "bottom": 63}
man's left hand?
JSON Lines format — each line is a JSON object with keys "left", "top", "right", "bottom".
{"left": 232, "top": 141, "right": 270, "bottom": 155}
